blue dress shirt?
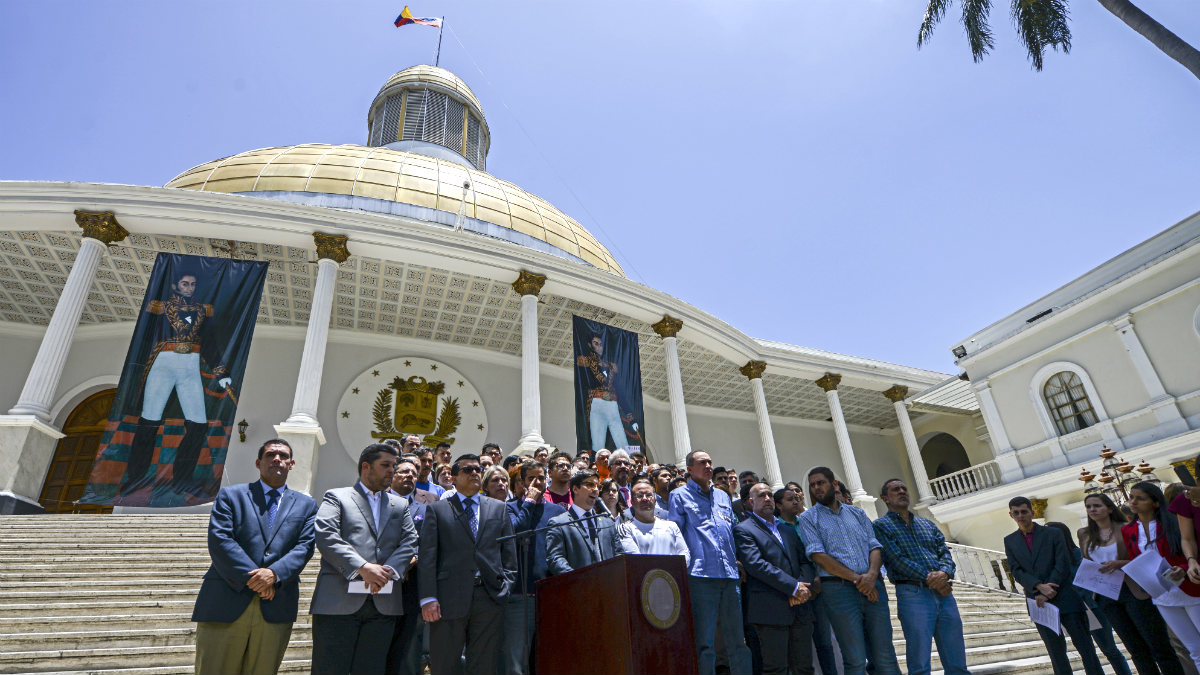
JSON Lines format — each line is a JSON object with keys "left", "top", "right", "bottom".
{"left": 668, "top": 479, "right": 738, "bottom": 580}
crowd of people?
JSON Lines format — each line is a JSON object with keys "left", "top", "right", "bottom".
{"left": 188, "top": 433, "right": 980, "bottom": 675}
{"left": 1004, "top": 469, "right": 1200, "bottom": 675}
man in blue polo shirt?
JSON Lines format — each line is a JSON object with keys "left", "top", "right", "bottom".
{"left": 668, "top": 449, "right": 752, "bottom": 675}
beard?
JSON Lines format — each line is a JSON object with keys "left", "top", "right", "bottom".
{"left": 815, "top": 489, "right": 837, "bottom": 507}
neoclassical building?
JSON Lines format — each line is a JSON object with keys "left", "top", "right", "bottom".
{"left": 0, "top": 66, "right": 954, "bottom": 516}
{"left": 1, "top": 66, "right": 1195, "bottom": 550}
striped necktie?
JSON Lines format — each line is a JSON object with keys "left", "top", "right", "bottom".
{"left": 266, "top": 489, "right": 280, "bottom": 531}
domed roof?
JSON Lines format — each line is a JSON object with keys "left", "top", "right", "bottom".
{"left": 376, "top": 65, "right": 485, "bottom": 122}
{"left": 165, "top": 143, "right": 623, "bottom": 275}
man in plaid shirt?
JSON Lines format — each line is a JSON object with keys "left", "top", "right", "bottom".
{"left": 873, "top": 479, "right": 969, "bottom": 675}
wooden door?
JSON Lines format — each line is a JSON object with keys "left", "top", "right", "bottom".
{"left": 38, "top": 389, "right": 116, "bottom": 514}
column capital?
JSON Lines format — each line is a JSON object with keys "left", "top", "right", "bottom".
{"left": 1031, "top": 498, "right": 1048, "bottom": 519}
{"left": 652, "top": 314, "right": 683, "bottom": 339}
{"left": 882, "top": 384, "right": 909, "bottom": 403}
{"left": 313, "top": 232, "right": 351, "bottom": 263}
{"left": 814, "top": 372, "right": 841, "bottom": 392}
{"left": 739, "top": 360, "right": 767, "bottom": 380}
{"left": 511, "top": 270, "right": 547, "bottom": 297}
{"left": 74, "top": 210, "right": 128, "bottom": 245}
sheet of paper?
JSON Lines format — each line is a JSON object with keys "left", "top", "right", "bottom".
{"left": 1027, "top": 597, "right": 1061, "bottom": 635}
{"left": 1073, "top": 557, "right": 1125, "bottom": 600}
{"left": 348, "top": 580, "right": 394, "bottom": 594}
{"left": 1122, "top": 548, "right": 1175, "bottom": 598}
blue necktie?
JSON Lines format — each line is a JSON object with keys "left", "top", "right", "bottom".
{"left": 464, "top": 497, "right": 477, "bottom": 538}
{"left": 266, "top": 489, "right": 280, "bottom": 531}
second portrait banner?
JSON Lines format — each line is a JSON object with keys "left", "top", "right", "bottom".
{"left": 572, "top": 315, "right": 647, "bottom": 455}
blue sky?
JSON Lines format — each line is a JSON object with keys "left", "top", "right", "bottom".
{"left": 3, "top": 1, "right": 1198, "bottom": 374}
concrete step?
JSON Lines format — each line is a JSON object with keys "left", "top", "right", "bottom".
{"left": 0, "top": 641, "right": 311, "bottom": 673}
{"left": 0, "top": 625, "right": 314, "bottom": 652}
{"left": 2, "top": 660, "right": 311, "bottom": 675}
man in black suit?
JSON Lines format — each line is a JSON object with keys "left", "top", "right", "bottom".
{"left": 192, "top": 439, "right": 318, "bottom": 675}
{"left": 386, "top": 456, "right": 428, "bottom": 675}
{"left": 545, "top": 469, "right": 623, "bottom": 575}
{"left": 734, "top": 482, "right": 818, "bottom": 675}
{"left": 1003, "top": 495, "right": 1102, "bottom": 675}
{"left": 418, "top": 453, "right": 516, "bottom": 675}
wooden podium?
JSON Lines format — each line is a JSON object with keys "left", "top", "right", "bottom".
{"left": 535, "top": 554, "right": 697, "bottom": 675}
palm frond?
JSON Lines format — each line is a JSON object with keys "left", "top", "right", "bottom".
{"left": 962, "top": 0, "right": 997, "bottom": 62}
{"left": 1011, "top": 0, "right": 1071, "bottom": 70}
{"left": 918, "top": 0, "right": 955, "bottom": 47}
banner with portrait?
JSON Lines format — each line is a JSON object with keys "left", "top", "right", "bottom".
{"left": 572, "top": 315, "right": 647, "bottom": 454}
{"left": 80, "top": 253, "right": 268, "bottom": 507}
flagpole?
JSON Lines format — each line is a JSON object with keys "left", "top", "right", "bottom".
{"left": 435, "top": 17, "right": 444, "bottom": 66}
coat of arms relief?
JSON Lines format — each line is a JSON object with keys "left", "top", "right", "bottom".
{"left": 371, "top": 375, "right": 461, "bottom": 447}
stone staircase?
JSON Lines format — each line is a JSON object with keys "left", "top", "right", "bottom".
{"left": 0, "top": 514, "right": 1132, "bottom": 675}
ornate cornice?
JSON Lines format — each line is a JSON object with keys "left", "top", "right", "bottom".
{"left": 74, "top": 210, "right": 128, "bottom": 245}
{"left": 511, "top": 270, "right": 547, "bottom": 297}
{"left": 1030, "top": 498, "right": 1048, "bottom": 519}
{"left": 313, "top": 232, "right": 351, "bottom": 263}
{"left": 882, "top": 385, "right": 909, "bottom": 403}
{"left": 739, "top": 360, "right": 767, "bottom": 380}
{"left": 814, "top": 372, "right": 841, "bottom": 392}
{"left": 652, "top": 315, "right": 683, "bottom": 339}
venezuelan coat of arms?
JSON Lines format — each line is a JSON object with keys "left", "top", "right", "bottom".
{"left": 336, "top": 357, "right": 488, "bottom": 459}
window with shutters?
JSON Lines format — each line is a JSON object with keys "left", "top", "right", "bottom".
{"left": 466, "top": 114, "right": 484, "bottom": 169}
{"left": 401, "top": 89, "right": 427, "bottom": 141}
{"left": 1043, "top": 371, "right": 1098, "bottom": 435}
{"left": 380, "top": 94, "right": 405, "bottom": 145}
{"left": 444, "top": 98, "right": 466, "bottom": 155}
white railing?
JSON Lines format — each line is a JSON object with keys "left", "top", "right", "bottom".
{"left": 929, "top": 460, "right": 1002, "bottom": 501}
{"left": 947, "top": 542, "right": 1022, "bottom": 595}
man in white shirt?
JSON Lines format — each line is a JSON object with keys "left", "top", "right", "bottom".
{"left": 619, "top": 478, "right": 690, "bottom": 564}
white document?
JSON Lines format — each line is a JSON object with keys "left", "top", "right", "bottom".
{"left": 1073, "top": 558, "right": 1125, "bottom": 600}
{"left": 1122, "top": 549, "right": 1175, "bottom": 598}
{"left": 348, "top": 580, "right": 394, "bottom": 594}
{"left": 1027, "top": 597, "right": 1061, "bottom": 635}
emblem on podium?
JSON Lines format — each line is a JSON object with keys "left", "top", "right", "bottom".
{"left": 640, "top": 568, "right": 682, "bottom": 630}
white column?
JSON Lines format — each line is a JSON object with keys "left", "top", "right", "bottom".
{"left": 974, "top": 381, "right": 1023, "bottom": 482}
{"left": 275, "top": 233, "right": 348, "bottom": 495}
{"left": 1112, "top": 314, "right": 1187, "bottom": 431}
{"left": 883, "top": 385, "right": 933, "bottom": 504}
{"left": 743, "top": 361, "right": 783, "bottom": 490}
{"left": 816, "top": 373, "right": 866, "bottom": 500}
{"left": 512, "top": 271, "right": 547, "bottom": 454}
{"left": 284, "top": 257, "right": 339, "bottom": 426}
{"left": 653, "top": 315, "right": 691, "bottom": 468}
{"left": 9, "top": 211, "right": 127, "bottom": 421}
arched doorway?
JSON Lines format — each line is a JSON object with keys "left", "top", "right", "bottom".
{"left": 38, "top": 389, "right": 116, "bottom": 514}
{"left": 921, "top": 432, "right": 971, "bottom": 479}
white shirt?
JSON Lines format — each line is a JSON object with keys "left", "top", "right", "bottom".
{"left": 570, "top": 504, "right": 592, "bottom": 520}
{"left": 357, "top": 481, "right": 384, "bottom": 533}
{"left": 619, "top": 517, "right": 690, "bottom": 565}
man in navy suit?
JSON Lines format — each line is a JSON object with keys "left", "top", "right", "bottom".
{"left": 386, "top": 456, "right": 428, "bottom": 675}
{"left": 734, "top": 482, "right": 818, "bottom": 675}
{"left": 191, "top": 439, "right": 318, "bottom": 675}
{"left": 1003, "top": 495, "right": 1102, "bottom": 675}
{"left": 505, "top": 459, "right": 566, "bottom": 674}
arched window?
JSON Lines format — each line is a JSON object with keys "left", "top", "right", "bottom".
{"left": 1043, "top": 371, "right": 1098, "bottom": 436}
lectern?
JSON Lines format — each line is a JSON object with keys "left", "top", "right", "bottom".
{"left": 535, "top": 554, "right": 697, "bottom": 675}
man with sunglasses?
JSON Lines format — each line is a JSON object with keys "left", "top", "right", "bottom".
{"left": 544, "top": 451, "right": 574, "bottom": 507}
{"left": 418, "top": 454, "right": 516, "bottom": 675}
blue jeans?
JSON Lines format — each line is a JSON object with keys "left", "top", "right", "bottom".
{"left": 689, "top": 576, "right": 752, "bottom": 675}
{"left": 811, "top": 600, "right": 839, "bottom": 674}
{"left": 893, "top": 583, "right": 968, "bottom": 675}
{"left": 817, "top": 578, "right": 900, "bottom": 675}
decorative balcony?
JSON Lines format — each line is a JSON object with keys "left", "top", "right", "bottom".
{"left": 928, "top": 460, "right": 1002, "bottom": 501}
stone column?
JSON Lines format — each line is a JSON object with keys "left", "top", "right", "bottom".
{"left": 883, "top": 385, "right": 933, "bottom": 504}
{"left": 816, "top": 372, "right": 874, "bottom": 512}
{"left": 1112, "top": 314, "right": 1187, "bottom": 433}
{"left": 9, "top": 211, "right": 128, "bottom": 420}
{"left": 973, "top": 381, "right": 1023, "bottom": 482}
{"left": 653, "top": 315, "right": 691, "bottom": 468}
{"left": 741, "top": 360, "right": 783, "bottom": 490}
{"left": 1, "top": 210, "right": 127, "bottom": 513}
{"left": 275, "top": 233, "right": 349, "bottom": 495}
{"left": 512, "top": 270, "right": 547, "bottom": 455}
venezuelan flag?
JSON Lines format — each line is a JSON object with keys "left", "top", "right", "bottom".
{"left": 394, "top": 6, "right": 442, "bottom": 28}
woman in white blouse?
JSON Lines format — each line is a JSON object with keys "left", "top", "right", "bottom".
{"left": 619, "top": 479, "right": 689, "bottom": 565}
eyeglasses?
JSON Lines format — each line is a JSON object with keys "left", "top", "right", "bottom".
{"left": 458, "top": 465, "right": 482, "bottom": 474}
{"left": 611, "top": 460, "right": 632, "bottom": 467}
{"left": 580, "top": 481, "right": 600, "bottom": 489}
{"left": 551, "top": 462, "right": 571, "bottom": 470}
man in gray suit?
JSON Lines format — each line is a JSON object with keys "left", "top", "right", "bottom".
{"left": 546, "top": 469, "right": 623, "bottom": 575}
{"left": 310, "top": 443, "right": 419, "bottom": 675}
{"left": 419, "top": 453, "right": 516, "bottom": 675}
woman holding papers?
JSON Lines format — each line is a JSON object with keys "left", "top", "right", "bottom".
{"left": 1123, "top": 482, "right": 1200, "bottom": 671}
{"left": 1047, "top": 521, "right": 1133, "bottom": 675}
{"left": 1079, "top": 494, "right": 1185, "bottom": 675}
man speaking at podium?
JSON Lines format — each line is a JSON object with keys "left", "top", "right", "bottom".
{"left": 546, "top": 470, "right": 623, "bottom": 574}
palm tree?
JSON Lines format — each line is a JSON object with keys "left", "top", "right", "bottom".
{"left": 917, "top": 0, "right": 1200, "bottom": 82}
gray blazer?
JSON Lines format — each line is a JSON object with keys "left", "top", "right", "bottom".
{"left": 417, "top": 493, "right": 516, "bottom": 621}
{"left": 546, "top": 508, "right": 623, "bottom": 575}
{"left": 310, "top": 484, "right": 419, "bottom": 616}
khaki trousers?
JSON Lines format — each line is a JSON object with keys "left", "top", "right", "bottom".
{"left": 195, "top": 596, "right": 293, "bottom": 675}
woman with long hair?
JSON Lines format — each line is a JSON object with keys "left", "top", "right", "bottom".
{"left": 597, "top": 477, "right": 625, "bottom": 519}
{"left": 1123, "top": 481, "right": 1200, "bottom": 670}
{"left": 481, "top": 465, "right": 510, "bottom": 502}
{"left": 1078, "top": 494, "right": 1185, "bottom": 675}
